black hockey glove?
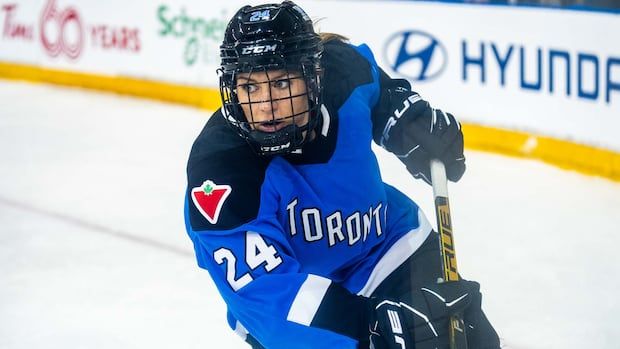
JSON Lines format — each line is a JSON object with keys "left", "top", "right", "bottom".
{"left": 369, "top": 280, "right": 478, "bottom": 349}
{"left": 462, "top": 284, "right": 501, "bottom": 349}
{"left": 379, "top": 88, "right": 465, "bottom": 184}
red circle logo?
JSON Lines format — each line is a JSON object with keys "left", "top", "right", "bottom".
{"left": 39, "top": 0, "right": 83, "bottom": 59}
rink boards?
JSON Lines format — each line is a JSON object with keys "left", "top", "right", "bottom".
{"left": 0, "top": 0, "right": 618, "bottom": 180}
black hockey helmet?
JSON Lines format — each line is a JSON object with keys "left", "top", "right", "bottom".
{"left": 218, "top": 1, "right": 323, "bottom": 156}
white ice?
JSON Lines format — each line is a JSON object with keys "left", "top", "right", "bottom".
{"left": 1, "top": 80, "right": 619, "bottom": 349}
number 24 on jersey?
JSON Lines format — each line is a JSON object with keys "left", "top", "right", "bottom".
{"left": 213, "top": 232, "right": 283, "bottom": 291}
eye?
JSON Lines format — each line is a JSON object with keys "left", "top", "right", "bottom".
{"left": 272, "top": 79, "right": 290, "bottom": 89}
{"left": 239, "top": 83, "right": 258, "bottom": 94}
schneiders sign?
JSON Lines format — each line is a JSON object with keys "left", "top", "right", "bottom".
{"left": 0, "top": 0, "right": 618, "bottom": 152}
{"left": 0, "top": 0, "right": 230, "bottom": 83}
{"left": 156, "top": 4, "right": 227, "bottom": 67}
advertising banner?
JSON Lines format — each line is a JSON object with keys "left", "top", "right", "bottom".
{"left": 1, "top": 0, "right": 618, "bottom": 151}
{"left": 0, "top": 0, "right": 237, "bottom": 85}
{"left": 296, "top": 0, "right": 620, "bottom": 151}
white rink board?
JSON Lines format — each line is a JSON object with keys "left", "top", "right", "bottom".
{"left": 0, "top": 0, "right": 235, "bottom": 85}
{"left": 295, "top": 0, "right": 620, "bottom": 150}
{"left": 1, "top": 0, "right": 619, "bottom": 150}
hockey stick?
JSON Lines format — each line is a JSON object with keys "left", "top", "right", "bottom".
{"left": 430, "top": 159, "right": 468, "bottom": 349}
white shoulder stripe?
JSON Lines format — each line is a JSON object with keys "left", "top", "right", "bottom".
{"left": 320, "top": 104, "right": 331, "bottom": 137}
{"left": 287, "top": 274, "right": 331, "bottom": 326}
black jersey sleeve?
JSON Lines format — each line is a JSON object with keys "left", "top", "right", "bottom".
{"left": 320, "top": 40, "right": 374, "bottom": 111}
{"left": 370, "top": 68, "right": 417, "bottom": 145}
{"left": 186, "top": 110, "right": 270, "bottom": 231}
{"left": 320, "top": 40, "right": 418, "bottom": 147}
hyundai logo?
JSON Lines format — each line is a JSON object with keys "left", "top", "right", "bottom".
{"left": 383, "top": 30, "right": 447, "bottom": 82}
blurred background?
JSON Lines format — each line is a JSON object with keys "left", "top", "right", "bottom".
{"left": 464, "top": 0, "right": 619, "bottom": 9}
{"left": 1, "top": 0, "right": 619, "bottom": 348}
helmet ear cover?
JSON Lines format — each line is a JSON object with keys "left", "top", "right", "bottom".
{"left": 218, "top": 1, "right": 324, "bottom": 156}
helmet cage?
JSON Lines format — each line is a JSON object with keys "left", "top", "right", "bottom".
{"left": 219, "top": 58, "right": 321, "bottom": 155}
{"left": 218, "top": 2, "right": 323, "bottom": 156}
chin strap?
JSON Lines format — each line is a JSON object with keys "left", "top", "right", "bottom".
{"left": 248, "top": 104, "right": 322, "bottom": 156}
{"left": 249, "top": 123, "right": 302, "bottom": 155}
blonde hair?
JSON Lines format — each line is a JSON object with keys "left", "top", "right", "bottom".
{"left": 319, "top": 32, "right": 349, "bottom": 44}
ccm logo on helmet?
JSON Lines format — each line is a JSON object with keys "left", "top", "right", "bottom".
{"left": 261, "top": 142, "right": 291, "bottom": 152}
{"left": 241, "top": 44, "right": 278, "bottom": 55}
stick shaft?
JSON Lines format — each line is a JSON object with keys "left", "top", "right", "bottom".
{"left": 430, "top": 160, "right": 468, "bottom": 349}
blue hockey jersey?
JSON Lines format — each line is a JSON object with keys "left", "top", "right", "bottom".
{"left": 184, "top": 41, "right": 432, "bottom": 349}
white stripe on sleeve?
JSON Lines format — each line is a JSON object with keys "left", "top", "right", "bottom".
{"left": 286, "top": 274, "right": 331, "bottom": 326}
{"left": 356, "top": 210, "right": 433, "bottom": 297}
{"left": 234, "top": 321, "right": 248, "bottom": 340}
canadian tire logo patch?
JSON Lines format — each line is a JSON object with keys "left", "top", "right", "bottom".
{"left": 191, "top": 180, "right": 232, "bottom": 224}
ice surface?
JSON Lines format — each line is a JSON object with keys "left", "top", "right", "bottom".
{"left": 1, "top": 80, "right": 619, "bottom": 348}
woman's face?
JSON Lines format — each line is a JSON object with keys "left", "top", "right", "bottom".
{"left": 236, "top": 69, "right": 310, "bottom": 133}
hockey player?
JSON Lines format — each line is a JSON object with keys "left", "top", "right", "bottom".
{"left": 184, "top": 1, "right": 500, "bottom": 348}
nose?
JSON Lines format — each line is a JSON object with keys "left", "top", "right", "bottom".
{"left": 253, "top": 88, "right": 279, "bottom": 121}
